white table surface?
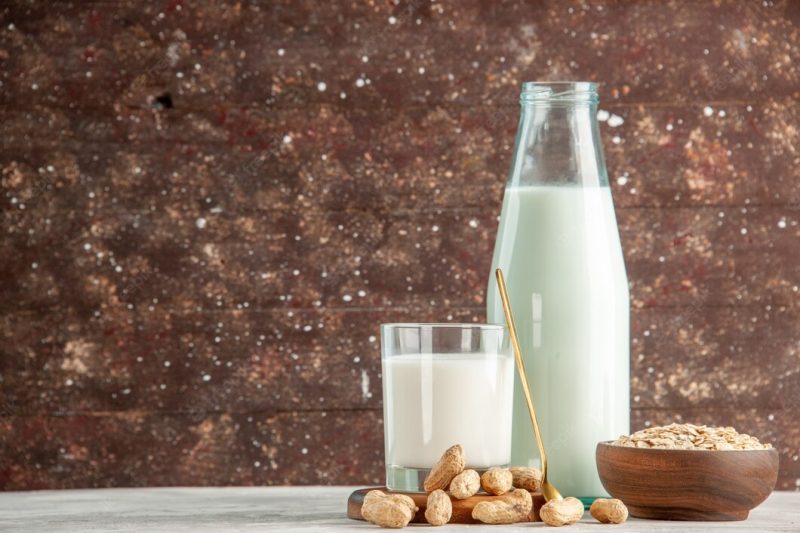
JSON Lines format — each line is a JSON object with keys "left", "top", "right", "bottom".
{"left": 0, "top": 486, "right": 797, "bottom": 532}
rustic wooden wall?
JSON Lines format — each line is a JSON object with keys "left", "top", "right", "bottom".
{"left": 1, "top": 0, "right": 798, "bottom": 490}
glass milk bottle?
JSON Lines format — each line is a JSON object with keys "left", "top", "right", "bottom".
{"left": 486, "top": 82, "right": 629, "bottom": 501}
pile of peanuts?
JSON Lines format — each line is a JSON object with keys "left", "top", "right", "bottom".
{"left": 361, "top": 444, "right": 628, "bottom": 528}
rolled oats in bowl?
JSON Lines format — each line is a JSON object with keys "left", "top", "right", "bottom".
{"left": 613, "top": 423, "right": 772, "bottom": 451}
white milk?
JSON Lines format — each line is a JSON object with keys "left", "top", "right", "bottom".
{"left": 382, "top": 353, "right": 514, "bottom": 469}
{"left": 486, "top": 184, "right": 630, "bottom": 498}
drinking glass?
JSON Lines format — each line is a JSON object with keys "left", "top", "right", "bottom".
{"left": 381, "top": 323, "right": 513, "bottom": 492}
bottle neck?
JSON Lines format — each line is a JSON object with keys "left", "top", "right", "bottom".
{"left": 508, "top": 86, "right": 608, "bottom": 188}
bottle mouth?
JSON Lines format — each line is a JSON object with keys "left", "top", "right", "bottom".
{"left": 520, "top": 81, "right": 598, "bottom": 103}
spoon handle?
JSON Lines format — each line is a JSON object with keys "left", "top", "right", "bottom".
{"left": 495, "top": 268, "right": 549, "bottom": 478}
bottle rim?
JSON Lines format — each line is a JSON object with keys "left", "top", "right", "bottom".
{"left": 520, "top": 81, "right": 598, "bottom": 103}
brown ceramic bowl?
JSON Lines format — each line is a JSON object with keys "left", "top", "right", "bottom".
{"left": 596, "top": 441, "right": 779, "bottom": 521}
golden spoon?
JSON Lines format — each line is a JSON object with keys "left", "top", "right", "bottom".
{"left": 495, "top": 268, "right": 563, "bottom": 502}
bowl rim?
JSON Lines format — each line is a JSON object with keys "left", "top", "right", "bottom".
{"left": 597, "top": 440, "right": 778, "bottom": 453}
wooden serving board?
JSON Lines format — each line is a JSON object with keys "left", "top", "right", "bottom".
{"left": 347, "top": 487, "right": 545, "bottom": 524}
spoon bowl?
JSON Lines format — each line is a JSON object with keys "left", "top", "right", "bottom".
{"left": 540, "top": 481, "right": 563, "bottom": 502}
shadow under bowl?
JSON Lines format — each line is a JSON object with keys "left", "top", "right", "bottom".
{"left": 596, "top": 441, "right": 779, "bottom": 521}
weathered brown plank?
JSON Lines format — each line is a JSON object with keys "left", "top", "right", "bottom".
{"left": 2, "top": 202, "right": 797, "bottom": 313}
{"left": 3, "top": 302, "right": 798, "bottom": 418}
{"left": 0, "top": 409, "right": 385, "bottom": 490}
{"left": 2, "top": 99, "right": 799, "bottom": 210}
{"left": 1, "top": 1, "right": 798, "bottom": 108}
{"left": 0, "top": 207, "right": 500, "bottom": 312}
{"left": 0, "top": 407, "right": 795, "bottom": 489}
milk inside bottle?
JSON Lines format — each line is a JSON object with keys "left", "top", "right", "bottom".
{"left": 486, "top": 82, "right": 630, "bottom": 501}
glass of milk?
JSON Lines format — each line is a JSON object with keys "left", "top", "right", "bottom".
{"left": 381, "top": 323, "right": 514, "bottom": 492}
